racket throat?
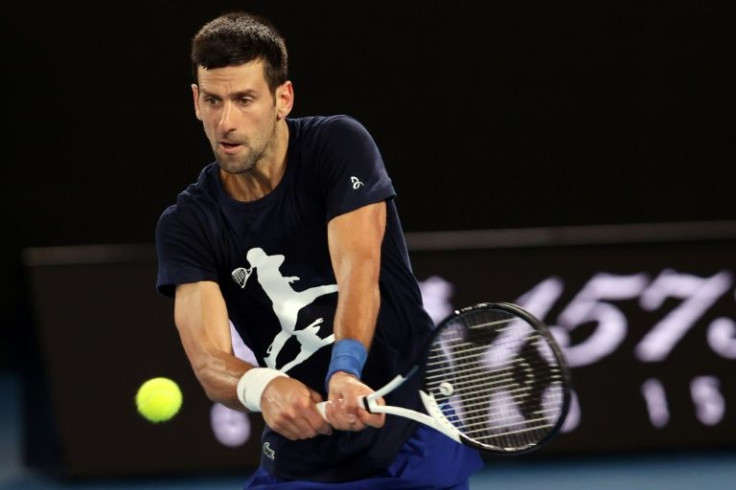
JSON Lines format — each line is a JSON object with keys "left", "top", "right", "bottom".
{"left": 419, "top": 390, "right": 462, "bottom": 443}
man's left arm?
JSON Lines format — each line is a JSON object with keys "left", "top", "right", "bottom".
{"left": 324, "top": 201, "right": 388, "bottom": 431}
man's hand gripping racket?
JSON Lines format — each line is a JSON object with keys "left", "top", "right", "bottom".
{"left": 317, "top": 302, "right": 572, "bottom": 455}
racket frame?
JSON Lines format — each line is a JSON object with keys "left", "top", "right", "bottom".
{"left": 366, "top": 302, "right": 572, "bottom": 455}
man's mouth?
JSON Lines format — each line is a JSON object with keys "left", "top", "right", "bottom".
{"left": 219, "top": 141, "right": 243, "bottom": 153}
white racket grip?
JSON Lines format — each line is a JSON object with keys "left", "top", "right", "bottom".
{"left": 316, "top": 400, "right": 328, "bottom": 420}
{"left": 315, "top": 396, "right": 371, "bottom": 421}
{"left": 315, "top": 373, "right": 409, "bottom": 421}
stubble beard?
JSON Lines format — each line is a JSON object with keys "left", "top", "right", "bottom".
{"left": 214, "top": 120, "right": 278, "bottom": 176}
{"left": 215, "top": 143, "right": 261, "bottom": 174}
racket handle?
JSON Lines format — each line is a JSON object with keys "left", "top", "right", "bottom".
{"left": 315, "top": 396, "right": 371, "bottom": 422}
{"left": 316, "top": 401, "right": 327, "bottom": 420}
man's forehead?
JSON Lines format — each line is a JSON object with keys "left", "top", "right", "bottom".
{"left": 197, "top": 60, "right": 268, "bottom": 89}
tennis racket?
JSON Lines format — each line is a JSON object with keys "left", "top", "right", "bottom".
{"left": 317, "top": 302, "right": 572, "bottom": 455}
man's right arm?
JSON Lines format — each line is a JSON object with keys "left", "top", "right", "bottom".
{"left": 174, "top": 280, "right": 248, "bottom": 411}
{"left": 173, "top": 280, "right": 331, "bottom": 439}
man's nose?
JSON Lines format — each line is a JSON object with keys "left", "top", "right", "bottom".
{"left": 218, "top": 101, "right": 237, "bottom": 131}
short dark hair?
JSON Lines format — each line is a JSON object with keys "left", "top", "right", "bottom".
{"left": 191, "top": 11, "right": 288, "bottom": 94}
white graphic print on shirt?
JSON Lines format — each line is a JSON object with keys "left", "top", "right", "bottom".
{"left": 232, "top": 247, "right": 338, "bottom": 372}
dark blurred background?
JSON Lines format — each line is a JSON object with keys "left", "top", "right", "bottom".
{"left": 4, "top": 0, "right": 734, "bottom": 364}
{"left": 1, "top": 0, "right": 735, "bottom": 487}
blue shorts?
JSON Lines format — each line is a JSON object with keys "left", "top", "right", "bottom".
{"left": 243, "top": 425, "right": 484, "bottom": 489}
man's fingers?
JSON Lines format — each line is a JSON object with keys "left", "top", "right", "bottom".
{"left": 358, "top": 394, "right": 385, "bottom": 428}
{"left": 308, "top": 406, "right": 333, "bottom": 436}
{"left": 325, "top": 397, "right": 377, "bottom": 431}
{"left": 324, "top": 399, "right": 353, "bottom": 430}
{"left": 261, "top": 381, "right": 332, "bottom": 440}
{"left": 308, "top": 391, "right": 333, "bottom": 435}
{"left": 272, "top": 409, "right": 332, "bottom": 440}
{"left": 358, "top": 409, "right": 385, "bottom": 428}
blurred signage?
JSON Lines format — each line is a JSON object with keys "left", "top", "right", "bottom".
{"left": 23, "top": 221, "right": 736, "bottom": 477}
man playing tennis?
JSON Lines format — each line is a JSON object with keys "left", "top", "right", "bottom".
{"left": 155, "top": 11, "right": 483, "bottom": 488}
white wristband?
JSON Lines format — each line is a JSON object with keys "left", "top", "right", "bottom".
{"left": 236, "top": 368, "right": 289, "bottom": 412}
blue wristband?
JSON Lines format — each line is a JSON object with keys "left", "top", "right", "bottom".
{"left": 325, "top": 339, "right": 368, "bottom": 391}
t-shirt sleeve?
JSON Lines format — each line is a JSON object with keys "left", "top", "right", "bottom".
{"left": 319, "top": 116, "right": 396, "bottom": 221}
{"left": 155, "top": 204, "right": 218, "bottom": 298}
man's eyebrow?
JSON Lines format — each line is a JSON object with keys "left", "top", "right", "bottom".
{"left": 229, "top": 90, "right": 258, "bottom": 99}
{"left": 197, "top": 87, "right": 219, "bottom": 97}
{"left": 199, "top": 88, "right": 258, "bottom": 99}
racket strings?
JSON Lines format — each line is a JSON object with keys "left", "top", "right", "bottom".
{"left": 426, "top": 341, "right": 562, "bottom": 404}
{"left": 423, "top": 309, "right": 567, "bottom": 452}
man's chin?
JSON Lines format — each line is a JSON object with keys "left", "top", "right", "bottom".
{"left": 215, "top": 155, "right": 256, "bottom": 175}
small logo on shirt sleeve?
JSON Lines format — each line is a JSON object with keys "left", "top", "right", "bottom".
{"left": 350, "top": 176, "right": 365, "bottom": 189}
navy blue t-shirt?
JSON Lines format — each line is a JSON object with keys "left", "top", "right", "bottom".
{"left": 155, "top": 115, "right": 435, "bottom": 481}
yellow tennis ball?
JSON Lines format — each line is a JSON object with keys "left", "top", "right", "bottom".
{"left": 135, "top": 377, "right": 182, "bottom": 423}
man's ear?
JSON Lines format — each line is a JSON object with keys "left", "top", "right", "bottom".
{"left": 275, "top": 81, "right": 294, "bottom": 120}
{"left": 192, "top": 84, "right": 202, "bottom": 121}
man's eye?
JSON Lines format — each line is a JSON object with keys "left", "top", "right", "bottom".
{"left": 204, "top": 97, "right": 219, "bottom": 106}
